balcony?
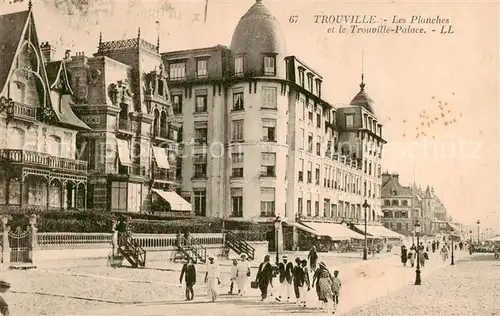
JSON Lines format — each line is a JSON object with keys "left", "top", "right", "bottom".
{"left": 153, "top": 168, "right": 180, "bottom": 184}
{"left": 7, "top": 102, "right": 37, "bottom": 122}
{"left": 116, "top": 119, "right": 135, "bottom": 135}
{"left": 117, "top": 164, "right": 146, "bottom": 177}
{"left": 0, "top": 149, "right": 87, "bottom": 173}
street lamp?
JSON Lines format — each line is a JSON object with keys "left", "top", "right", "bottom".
{"left": 476, "top": 220, "right": 480, "bottom": 243}
{"left": 469, "top": 230, "right": 473, "bottom": 255}
{"left": 414, "top": 221, "right": 422, "bottom": 285}
{"left": 362, "top": 199, "right": 369, "bottom": 261}
{"left": 451, "top": 234, "right": 455, "bottom": 265}
{"left": 274, "top": 216, "right": 282, "bottom": 265}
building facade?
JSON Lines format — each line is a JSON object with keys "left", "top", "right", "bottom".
{"left": 161, "top": 0, "right": 387, "bottom": 227}
{"left": 381, "top": 172, "right": 450, "bottom": 236}
{"left": 0, "top": 8, "right": 89, "bottom": 213}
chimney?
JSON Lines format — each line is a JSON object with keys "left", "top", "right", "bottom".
{"left": 40, "top": 42, "right": 56, "bottom": 62}
{"left": 65, "top": 49, "right": 71, "bottom": 59}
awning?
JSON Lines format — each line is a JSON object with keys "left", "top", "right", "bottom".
{"left": 355, "top": 225, "right": 403, "bottom": 239}
{"left": 286, "top": 222, "right": 319, "bottom": 235}
{"left": 116, "top": 138, "right": 132, "bottom": 165}
{"left": 152, "top": 188, "right": 192, "bottom": 211}
{"left": 152, "top": 146, "right": 170, "bottom": 169}
{"left": 303, "top": 222, "right": 364, "bottom": 240}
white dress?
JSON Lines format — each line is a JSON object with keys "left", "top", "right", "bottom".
{"left": 206, "top": 263, "right": 220, "bottom": 301}
{"left": 236, "top": 260, "right": 250, "bottom": 295}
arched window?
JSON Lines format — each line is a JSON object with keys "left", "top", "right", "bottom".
{"left": 153, "top": 109, "right": 160, "bottom": 137}
{"left": 160, "top": 111, "right": 167, "bottom": 138}
{"left": 47, "top": 135, "right": 62, "bottom": 156}
{"left": 7, "top": 127, "right": 25, "bottom": 149}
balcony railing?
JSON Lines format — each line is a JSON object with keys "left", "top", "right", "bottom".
{"left": 7, "top": 102, "right": 37, "bottom": 122}
{"left": 153, "top": 169, "right": 180, "bottom": 183}
{"left": 0, "top": 149, "right": 87, "bottom": 173}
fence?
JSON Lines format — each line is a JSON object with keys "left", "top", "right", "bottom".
{"left": 36, "top": 232, "right": 224, "bottom": 250}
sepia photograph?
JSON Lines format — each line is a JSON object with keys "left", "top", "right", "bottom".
{"left": 0, "top": 0, "right": 498, "bottom": 315}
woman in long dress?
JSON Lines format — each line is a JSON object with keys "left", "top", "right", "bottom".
{"left": 311, "top": 261, "right": 334, "bottom": 313}
{"left": 236, "top": 253, "right": 250, "bottom": 296}
{"left": 204, "top": 255, "right": 221, "bottom": 302}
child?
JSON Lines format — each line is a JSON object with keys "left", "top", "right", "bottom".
{"left": 228, "top": 259, "right": 238, "bottom": 295}
{"left": 331, "top": 270, "right": 341, "bottom": 311}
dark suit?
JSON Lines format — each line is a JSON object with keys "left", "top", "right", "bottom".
{"left": 256, "top": 261, "right": 273, "bottom": 299}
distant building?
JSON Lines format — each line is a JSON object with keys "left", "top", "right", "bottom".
{"left": 381, "top": 171, "right": 452, "bottom": 236}
{"left": 161, "top": 0, "right": 387, "bottom": 230}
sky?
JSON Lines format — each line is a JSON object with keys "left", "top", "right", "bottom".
{"left": 2, "top": 0, "right": 499, "bottom": 232}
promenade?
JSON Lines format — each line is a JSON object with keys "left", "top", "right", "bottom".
{"left": 67, "top": 249, "right": 474, "bottom": 316}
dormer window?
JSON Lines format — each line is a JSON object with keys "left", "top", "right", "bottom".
{"left": 263, "top": 56, "right": 276, "bottom": 76}
{"left": 345, "top": 114, "right": 354, "bottom": 128}
{"left": 234, "top": 57, "right": 244, "bottom": 76}
{"left": 315, "top": 80, "right": 322, "bottom": 97}
{"left": 307, "top": 74, "right": 313, "bottom": 91}
{"left": 196, "top": 59, "right": 208, "bottom": 79}
{"left": 298, "top": 68, "right": 305, "bottom": 87}
{"left": 169, "top": 62, "right": 186, "bottom": 81}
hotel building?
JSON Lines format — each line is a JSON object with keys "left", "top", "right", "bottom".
{"left": 161, "top": 0, "right": 387, "bottom": 237}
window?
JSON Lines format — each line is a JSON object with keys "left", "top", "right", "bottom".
{"left": 298, "top": 197, "right": 303, "bottom": 216}
{"left": 193, "top": 189, "right": 206, "bottom": 216}
{"left": 193, "top": 154, "right": 207, "bottom": 178}
{"left": 368, "top": 163, "right": 372, "bottom": 176}
{"left": 315, "top": 201, "right": 320, "bottom": 217}
{"left": 232, "top": 91, "right": 244, "bottom": 111}
{"left": 231, "top": 153, "right": 244, "bottom": 177}
{"left": 196, "top": 59, "right": 208, "bottom": 78}
{"left": 298, "top": 69, "right": 305, "bottom": 87}
{"left": 324, "top": 199, "right": 330, "bottom": 217}
{"left": 298, "top": 128, "right": 305, "bottom": 150}
{"left": 111, "top": 182, "right": 127, "bottom": 212}
{"left": 345, "top": 114, "right": 354, "bottom": 127}
{"left": 308, "top": 108, "right": 313, "bottom": 124}
{"left": 316, "top": 113, "right": 321, "bottom": 128}
{"left": 298, "top": 158, "right": 304, "bottom": 182}
{"left": 172, "top": 94, "right": 182, "bottom": 114}
{"left": 384, "top": 199, "right": 390, "bottom": 206}
{"left": 195, "top": 94, "right": 207, "bottom": 112}
{"left": 308, "top": 133, "right": 313, "bottom": 153}
{"left": 231, "top": 188, "right": 243, "bottom": 217}
{"left": 262, "top": 119, "right": 276, "bottom": 141}
{"left": 402, "top": 200, "right": 408, "bottom": 206}
{"left": 260, "top": 153, "right": 276, "bottom": 177}
{"left": 169, "top": 62, "right": 186, "bottom": 80}
{"left": 307, "top": 161, "right": 312, "bottom": 183}
{"left": 316, "top": 136, "right": 321, "bottom": 156}
{"left": 260, "top": 188, "right": 275, "bottom": 217}
{"left": 306, "top": 200, "right": 312, "bottom": 216}
{"left": 262, "top": 87, "right": 277, "bottom": 108}
{"left": 263, "top": 56, "right": 276, "bottom": 76}
{"left": 127, "top": 183, "right": 142, "bottom": 212}
{"left": 234, "top": 57, "right": 244, "bottom": 76}
{"left": 157, "top": 80, "right": 164, "bottom": 96}
{"left": 231, "top": 120, "right": 244, "bottom": 141}
{"left": 316, "top": 80, "right": 321, "bottom": 96}
{"left": 194, "top": 127, "right": 208, "bottom": 144}
{"left": 315, "top": 166, "right": 320, "bottom": 185}
{"left": 392, "top": 200, "right": 399, "bottom": 206}
{"left": 307, "top": 74, "right": 313, "bottom": 91}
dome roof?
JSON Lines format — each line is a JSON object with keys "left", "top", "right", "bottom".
{"left": 230, "top": 0, "right": 286, "bottom": 76}
{"left": 350, "top": 76, "right": 375, "bottom": 114}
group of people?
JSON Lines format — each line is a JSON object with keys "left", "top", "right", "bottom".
{"left": 400, "top": 239, "right": 466, "bottom": 267}
{"left": 178, "top": 246, "right": 342, "bottom": 314}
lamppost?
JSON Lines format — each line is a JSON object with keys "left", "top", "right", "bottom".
{"left": 451, "top": 234, "right": 455, "bottom": 265}
{"left": 362, "top": 199, "right": 369, "bottom": 260}
{"left": 476, "top": 220, "right": 480, "bottom": 243}
{"left": 414, "top": 221, "right": 422, "bottom": 285}
{"left": 469, "top": 230, "right": 473, "bottom": 255}
{"left": 274, "top": 216, "right": 282, "bottom": 265}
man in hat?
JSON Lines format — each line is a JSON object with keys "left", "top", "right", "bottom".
{"left": 236, "top": 253, "right": 251, "bottom": 296}
{"left": 308, "top": 245, "right": 318, "bottom": 272}
{"left": 204, "top": 255, "right": 221, "bottom": 302}
{"left": 255, "top": 255, "right": 273, "bottom": 300}
{"left": 293, "top": 257, "right": 303, "bottom": 303}
{"left": 179, "top": 258, "right": 196, "bottom": 301}
{"left": 276, "top": 255, "right": 294, "bottom": 302}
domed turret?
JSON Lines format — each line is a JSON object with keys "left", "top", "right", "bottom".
{"left": 350, "top": 74, "right": 375, "bottom": 114}
{"left": 230, "top": 0, "right": 286, "bottom": 77}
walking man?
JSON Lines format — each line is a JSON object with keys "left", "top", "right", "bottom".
{"left": 276, "top": 255, "right": 294, "bottom": 302}
{"left": 179, "top": 258, "right": 196, "bottom": 301}
{"left": 292, "top": 257, "right": 303, "bottom": 304}
{"left": 308, "top": 246, "right": 318, "bottom": 272}
{"left": 255, "top": 255, "right": 273, "bottom": 301}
